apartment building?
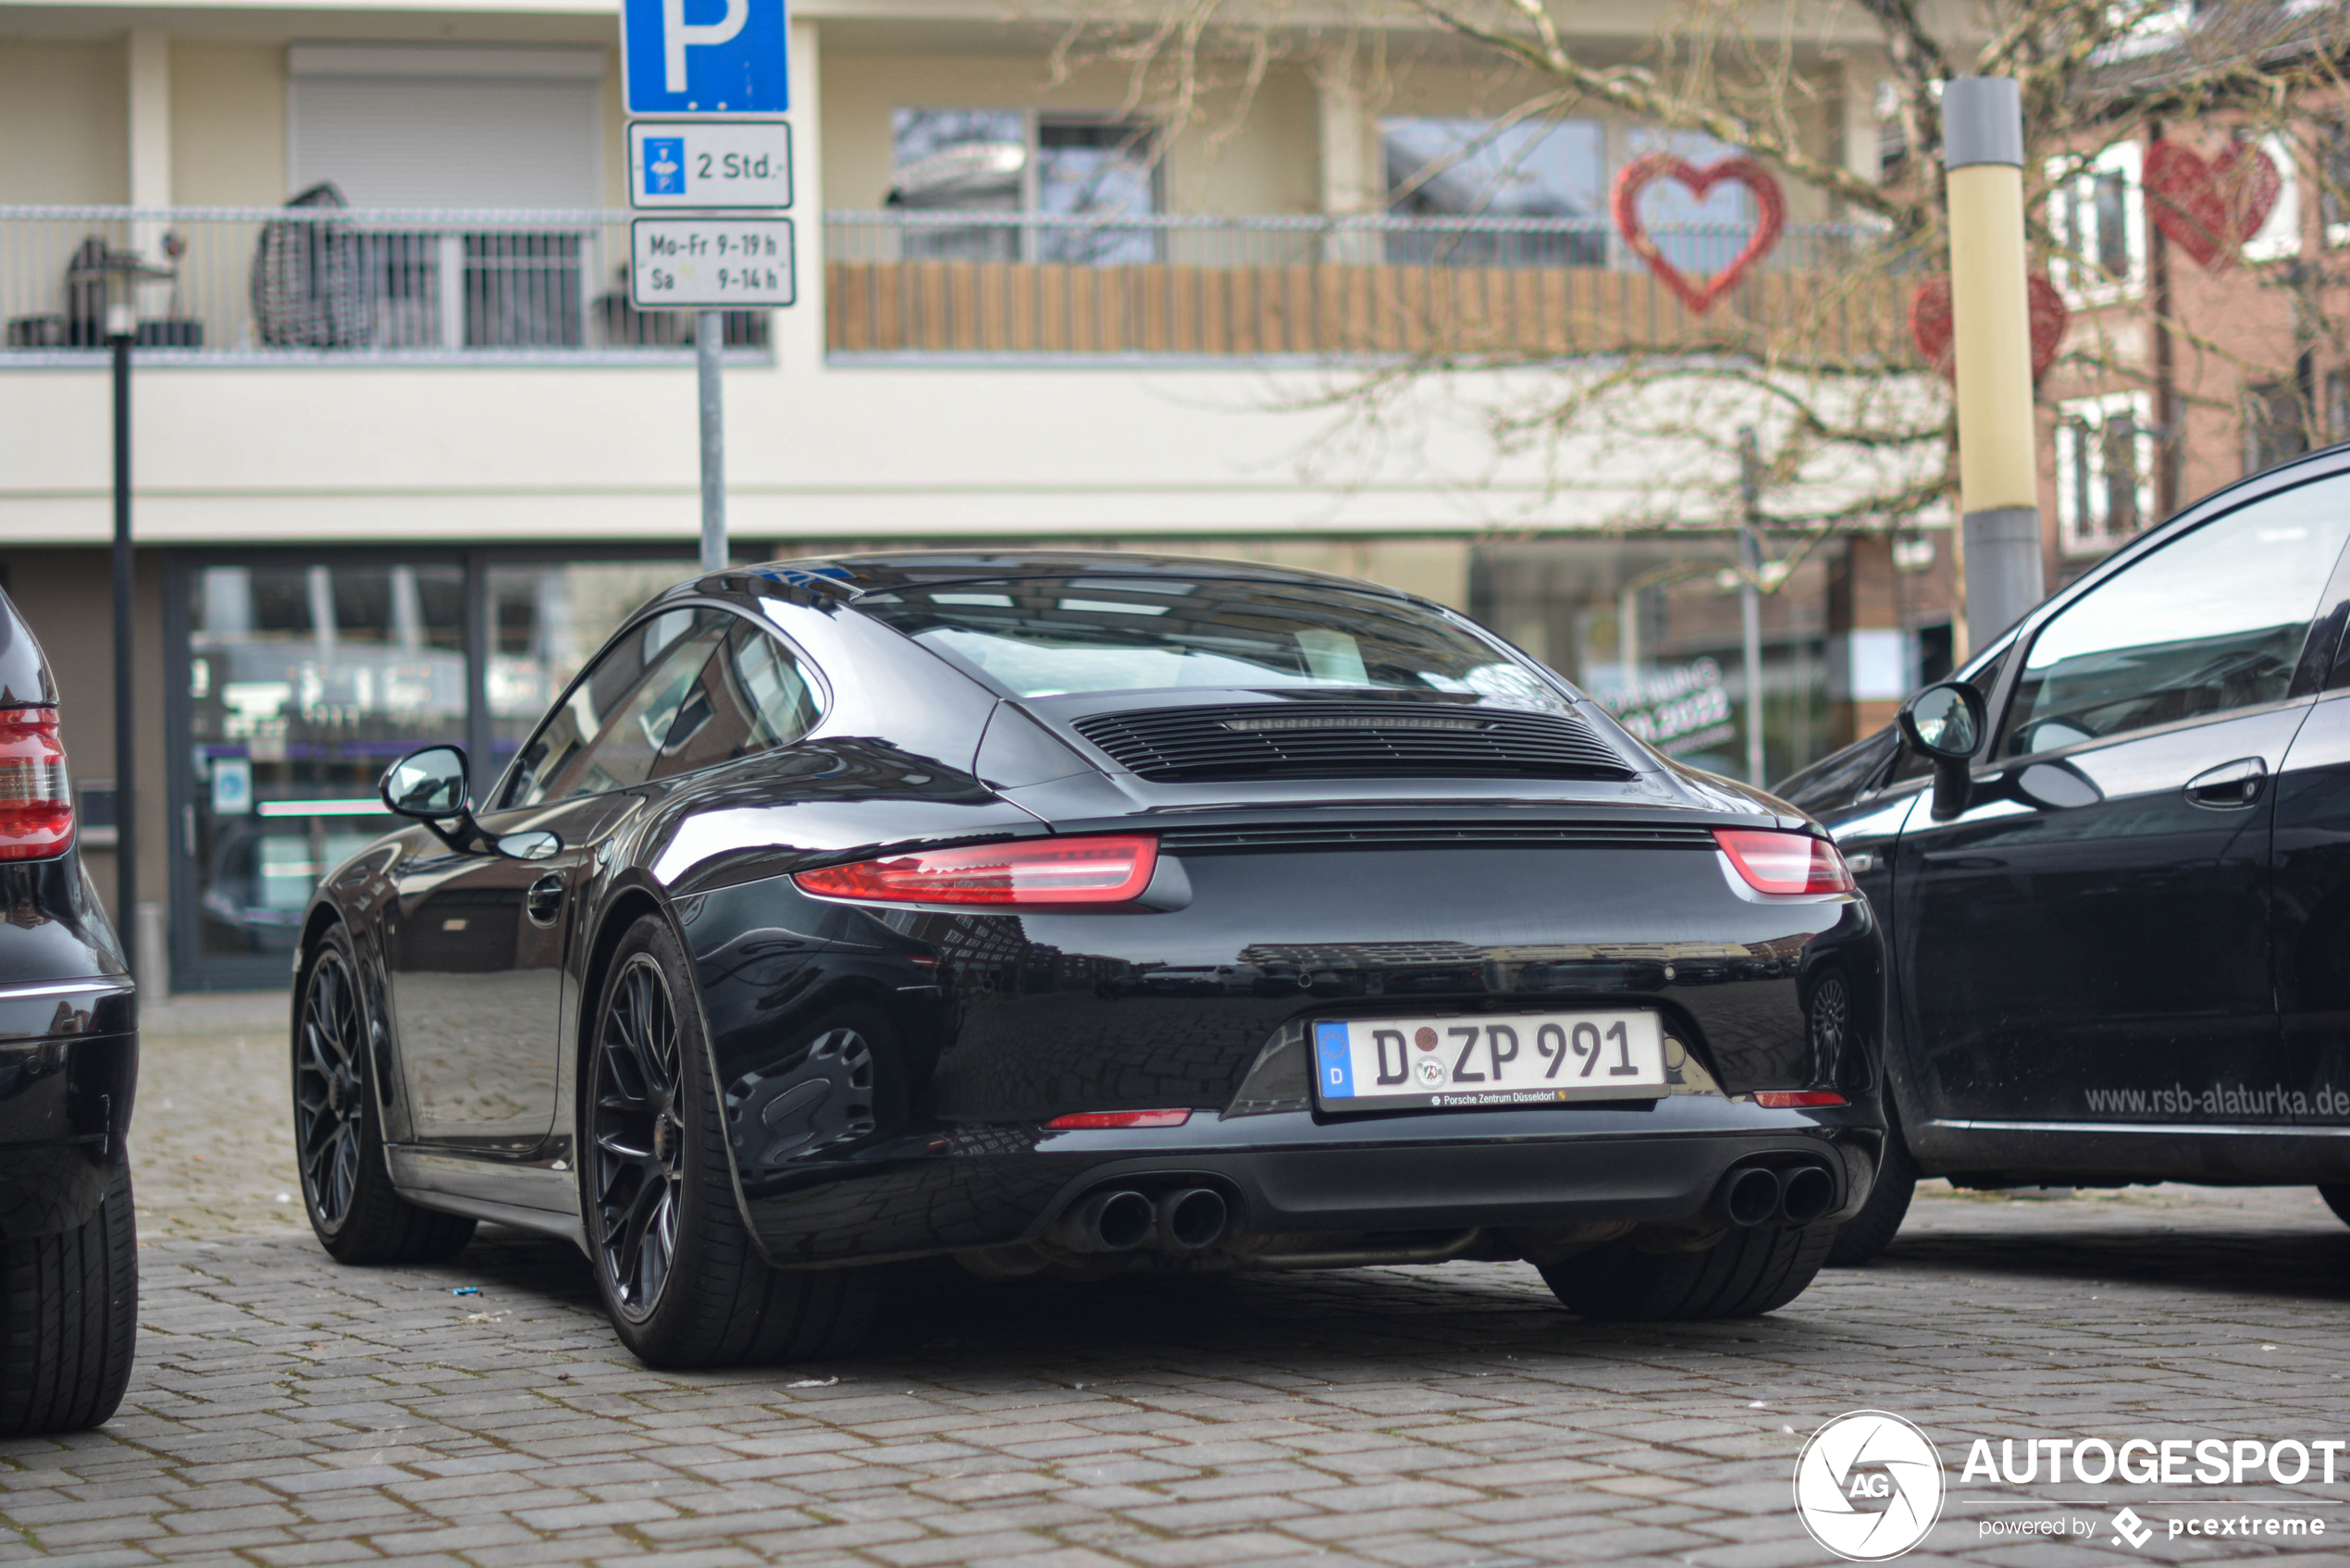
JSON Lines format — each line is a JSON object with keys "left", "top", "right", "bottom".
{"left": 0, "top": 0, "right": 1944, "bottom": 990}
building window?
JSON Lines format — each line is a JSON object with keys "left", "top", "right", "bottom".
{"left": 2055, "top": 391, "right": 2155, "bottom": 555}
{"left": 285, "top": 45, "right": 607, "bottom": 350}
{"left": 1380, "top": 117, "right": 1606, "bottom": 267}
{"left": 2323, "top": 123, "right": 2350, "bottom": 247}
{"left": 888, "top": 109, "right": 1158, "bottom": 264}
{"left": 2245, "top": 379, "right": 2311, "bottom": 475}
{"left": 2242, "top": 133, "right": 2302, "bottom": 265}
{"left": 2048, "top": 142, "right": 2146, "bottom": 301}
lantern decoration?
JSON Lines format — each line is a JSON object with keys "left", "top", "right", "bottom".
{"left": 1907, "top": 274, "right": 2071, "bottom": 383}
{"left": 2142, "top": 137, "right": 2282, "bottom": 272}
{"left": 1609, "top": 152, "right": 1787, "bottom": 315}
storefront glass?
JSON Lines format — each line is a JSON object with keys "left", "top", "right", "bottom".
{"left": 176, "top": 553, "right": 692, "bottom": 987}
{"left": 1470, "top": 537, "right": 1832, "bottom": 785}
{"left": 187, "top": 562, "right": 467, "bottom": 962}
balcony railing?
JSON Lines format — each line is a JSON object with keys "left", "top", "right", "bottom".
{"left": 0, "top": 205, "right": 766, "bottom": 362}
{"left": 1, "top": 205, "right": 1923, "bottom": 368}
{"left": 825, "top": 210, "right": 1923, "bottom": 364}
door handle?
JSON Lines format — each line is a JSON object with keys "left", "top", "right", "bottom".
{"left": 525, "top": 873, "right": 567, "bottom": 926}
{"left": 2183, "top": 757, "right": 2268, "bottom": 809}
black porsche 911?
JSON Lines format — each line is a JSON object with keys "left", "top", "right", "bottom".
{"left": 295, "top": 552, "right": 1885, "bottom": 1367}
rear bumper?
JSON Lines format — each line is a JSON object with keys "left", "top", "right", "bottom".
{"left": 740, "top": 1095, "right": 1883, "bottom": 1267}
{"left": 0, "top": 979, "right": 137, "bottom": 1241}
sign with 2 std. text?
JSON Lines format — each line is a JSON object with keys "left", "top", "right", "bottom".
{"left": 628, "top": 121, "right": 794, "bottom": 209}
{"left": 630, "top": 217, "right": 797, "bottom": 309}
{"left": 621, "top": 0, "right": 789, "bottom": 117}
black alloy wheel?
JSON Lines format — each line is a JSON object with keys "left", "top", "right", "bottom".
{"left": 578, "top": 914, "right": 881, "bottom": 1368}
{"left": 291, "top": 925, "right": 476, "bottom": 1265}
{"left": 589, "top": 951, "right": 688, "bottom": 1319}
{"left": 294, "top": 945, "right": 366, "bottom": 1231}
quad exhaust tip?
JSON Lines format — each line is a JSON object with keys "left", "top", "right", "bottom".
{"left": 1049, "top": 1184, "right": 1232, "bottom": 1254}
{"left": 1724, "top": 1167, "right": 1782, "bottom": 1228}
{"left": 1156, "top": 1188, "right": 1228, "bottom": 1252}
{"left": 1719, "top": 1162, "right": 1838, "bottom": 1228}
{"left": 1778, "top": 1165, "right": 1837, "bottom": 1226}
{"left": 1051, "top": 1189, "right": 1156, "bottom": 1253}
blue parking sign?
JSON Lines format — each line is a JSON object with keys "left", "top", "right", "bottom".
{"left": 622, "top": 0, "right": 789, "bottom": 117}
{"left": 642, "top": 137, "right": 686, "bottom": 196}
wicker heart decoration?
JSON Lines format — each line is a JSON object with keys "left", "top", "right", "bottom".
{"left": 1609, "top": 152, "right": 1787, "bottom": 315}
{"left": 1907, "top": 275, "right": 2070, "bottom": 383}
{"left": 2143, "top": 138, "right": 2282, "bottom": 272}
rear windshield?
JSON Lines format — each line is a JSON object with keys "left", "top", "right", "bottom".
{"left": 858, "top": 575, "right": 1569, "bottom": 709}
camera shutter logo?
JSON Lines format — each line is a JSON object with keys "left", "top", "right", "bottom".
{"left": 1793, "top": 1411, "right": 1946, "bottom": 1561}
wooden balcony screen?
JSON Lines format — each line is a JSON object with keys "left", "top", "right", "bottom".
{"left": 825, "top": 260, "right": 1921, "bottom": 366}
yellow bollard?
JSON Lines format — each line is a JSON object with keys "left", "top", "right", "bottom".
{"left": 1943, "top": 77, "right": 2046, "bottom": 646}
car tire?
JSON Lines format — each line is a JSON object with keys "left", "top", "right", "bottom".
{"left": 2319, "top": 1185, "right": 2350, "bottom": 1228}
{"left": 1540, "top": 1223, "right": 1836, "bottom": 1321}
{"left": 583, "top": 914, "right": 878, "bottom": 1370}
{"left": 294, "top": 925, "right": 476, "bottom": 1266}
{"left": 0, "top": 1156, "right": 138, "bottom": 1437}
{"left": 1824, "top": 1128, "right": 1922, "bottom": 1267}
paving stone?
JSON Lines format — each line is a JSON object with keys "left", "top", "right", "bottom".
{"left": 9, "top": 1000, "right": 2350, "bottom": 1567}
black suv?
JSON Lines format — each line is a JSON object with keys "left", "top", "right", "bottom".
{"left": 0, "top": 585, "right": 137, "bottom": 1434}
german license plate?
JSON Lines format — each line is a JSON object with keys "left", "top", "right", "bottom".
{"left": 1312, "top": 1010, "right": 1667, "bottom": 1111}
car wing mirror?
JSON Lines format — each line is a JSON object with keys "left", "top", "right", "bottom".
{"left": 1897, "top": 681, "right": 1986, "bottom": 820}
{"left": 380, "top": 745, "right": 493, "bottom": 855}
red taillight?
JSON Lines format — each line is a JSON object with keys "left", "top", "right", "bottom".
{"left": 1044, "top": 1108, "right": 1192, "bottom": 1130}
{"left": 1713, "top": 829, "right": 1854, "bottom": 896}
{"left": 1751, "top": 1090, "right": 1849, "bottom": 1109}
{"left": 0, "top": 707, "right": 71, "bottom": 863}
{"left": 793, "top": 834, "right": 1158, "bottom": 907}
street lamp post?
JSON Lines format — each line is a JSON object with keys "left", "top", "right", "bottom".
{"left": 67, "top": 246, "right": 172, "bottom": 984}
{"left": 1941, "top": 78, "right": 2047, "bottom": 648}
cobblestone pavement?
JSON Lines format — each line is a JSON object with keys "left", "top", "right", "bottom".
{"left": 6, "top": 995, "right": 2350, "bottom": 1567}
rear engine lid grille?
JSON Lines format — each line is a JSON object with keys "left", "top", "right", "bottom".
{"left": 1156, "top": 821, "right": 1715, "bottom": 855}
{"left": 1072, "top": 702, "right": 1632, "bottom": 784}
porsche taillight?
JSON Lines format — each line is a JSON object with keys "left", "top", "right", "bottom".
{"left": 1713, "top": 828, "right": 1853, "bottom": 896}
{"left": 0, "top": 707, "right": 72, "bottom": 862}
{"left": 792, "top": 834, "right": 1158, "bottom": 907}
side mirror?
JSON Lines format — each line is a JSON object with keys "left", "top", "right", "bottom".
{"left": 1898, "top": 682, "right": 1986, "bottom": 819}
{"left": 380, "top": 746, "right": 469, "bottom": 820}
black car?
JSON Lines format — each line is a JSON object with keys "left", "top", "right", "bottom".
{"left": 0, "top": 586, "right": 139, "bottom": 1435}
{"left": 1781, "top": 444, "right": 2350, "bottom": 1262}
{"left": 297, "top": 552, "right": 1885, "bottom": 1367}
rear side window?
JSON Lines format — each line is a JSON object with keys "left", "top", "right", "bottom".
{"left": 649, "top": 619, "right": 820, "bottom": 781}
{"left": 857, "top": 575, "right": 1568, "bottom": 710}
{"left": 502, "top": 609, "right": 729, "bottom": 808}
{"left": 2000, "top": 480, "right": 2350, "bottom": 759}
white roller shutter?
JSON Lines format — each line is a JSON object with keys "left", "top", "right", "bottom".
{"left": 288, "top": 45, "right": 605, "bottom": 208}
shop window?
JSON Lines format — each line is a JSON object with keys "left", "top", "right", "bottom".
{"left": 1380, "top": 117, "right": 1606, "bottom": 267}
{"left": 2055, "top": 391, "right": 2155, "bottom": 555}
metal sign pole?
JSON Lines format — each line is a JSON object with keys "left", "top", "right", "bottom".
{"left": 618, "top": 0, "right": 794, "bottom": 577}
{"left": 109, "top": 311, "right": 136, "bottom": 982}
{"left": 697, "top": 309, "right": 725, "bottom": 573}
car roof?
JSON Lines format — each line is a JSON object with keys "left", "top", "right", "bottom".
{"left": 0, "top": 586, "right": 56, "bottom": 708}
{"left": 706, "top": 549, "right": 1424, "bottom": 602}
